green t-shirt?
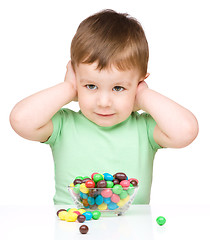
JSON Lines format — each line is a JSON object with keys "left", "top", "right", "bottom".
{"left": 43, "top": 108, "right": 162, "bottom": 205}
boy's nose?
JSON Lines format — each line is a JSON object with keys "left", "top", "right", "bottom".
{"left": 97, "top": 92, "right": 112, "bottom": 107}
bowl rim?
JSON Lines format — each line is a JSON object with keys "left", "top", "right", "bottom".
{"left": 68, "top": 186, "right": 139, "bottom": 190}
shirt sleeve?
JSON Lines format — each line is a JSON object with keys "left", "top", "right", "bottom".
{"left": 41, "top": 109, "right": 64, "bottom": 147}
{"left": 141, "top": 112, "right": 164, "bottom": 151}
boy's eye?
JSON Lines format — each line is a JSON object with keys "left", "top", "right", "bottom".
{"left": 113, "top": 86, "right": 125, "bottom": 92}
{"left": 86, "top": 84, "right": 97, "bottom": 90}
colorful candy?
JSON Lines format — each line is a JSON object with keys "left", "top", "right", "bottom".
{"left": 69, "top": 172, "right": 139, "bottom": 211}
{"left": 57, "top": 208, "right": 101, "bottom": 222}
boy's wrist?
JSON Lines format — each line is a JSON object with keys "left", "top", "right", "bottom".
{"left": 62, "top": 81, "right": 78, "bottom": 103}
{"left": 137, "top": 88, "right": 151, "bottom": 112}
{"left": 134, "top": 81, "right": 150, "bottom": 112}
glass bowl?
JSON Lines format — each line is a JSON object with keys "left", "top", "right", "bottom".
{"left": 68, "top": 185, "right": 139, "bottom": 216}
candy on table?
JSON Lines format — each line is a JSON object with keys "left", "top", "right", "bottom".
{"left": 156, "top": 216, "right": 166, "bottom": 226}
{"left": 56, "top": 209, "right": 66, "bottom": 216}
{"left": 57, "top": 208, "right": 101, "bottom": 222}
{"left": 77, "top": 214, "right": 86, "bottom": 223}
{"left": 79, "top": 224, "right": 89, "bottom": 234}
{"left": 92, "top": 210, "right": 101, "bottom": 220}
{"left": 65, "top": 212, "right": 78, "bottom": 222}
{"left": 58, "top": 210, "right": 68, "bottom": 220}
{"left": 69, "top": 172, "right": 139, "bottom": 211}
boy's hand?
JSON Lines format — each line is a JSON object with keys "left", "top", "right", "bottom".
{"left": 133, "top": 80, "right": 149, "bottom": 112}
{"left": 64, "top": 60, "right": 78, "bottom": 101}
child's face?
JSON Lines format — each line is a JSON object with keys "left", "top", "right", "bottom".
{"left": 75, "top": 62, "right": 140, "bottom": 127}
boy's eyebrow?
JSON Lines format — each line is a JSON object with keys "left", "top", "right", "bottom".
{"left": 80, "top": 78, "right": 131, "bottom": 87}
{"left": 80, "top": 78, "right": 92, "bottom": 83}
{"left": 114, "top": 81, "right": 131, "bottom": 87}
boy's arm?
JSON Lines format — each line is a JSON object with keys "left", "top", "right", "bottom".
{"left": 10, "top": 61, "right": 77, "bottom": 142}
{"left": 134, "top": 81, "right": 199, "bottom": 148}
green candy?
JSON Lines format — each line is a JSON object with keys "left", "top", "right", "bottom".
{"left": 83, "top": 176, "right": 90, "bottom": 179}
{"left": 92, "top": 210, "right": 101, "bottom": 220}
{"left": 156, "top": 216, "right": 166, "bottom": 226}
{"left": 113, "top": 184, "right": 123, "bottom": 194}
{"left": 106, "top": 181, "right": 114, "bottom": 188}
{"left": 119, "top": 190, "right": 128, "bottom": 199}
{"left": 127, "top": 188, "right": 134, "bottom": 195}
{"left": 93, "top": 174, "right": 103, "bottom": 183}
{"left": 73, "top": 184, "right": 81, "bottom": 194}
{"left": 75, "top": 176, "right": 83, "bottom": 180}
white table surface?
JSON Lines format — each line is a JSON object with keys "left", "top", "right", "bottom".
{"left": 1, "top": 204, "right": 210, "bottom": 240}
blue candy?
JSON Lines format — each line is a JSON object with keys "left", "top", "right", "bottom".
{"left": 95, "top": 195, "right": 103, "bottom": 205}
{"left": 82, "top": 211, "right": 93, "bottom": 220}
{"left": 108, "top": 202, "right": 119, "bottom": 210}
{"left": 103, "top": 173, "right": 114, "bottom": 181}
{"left": 80, "top": 192, "right": 88, "bottom": 199}
{"left": 104, "top": 197, "right": 111, "bottom": 204}
{"left": 87, "top": 196, "right": 95, "bottom": 205}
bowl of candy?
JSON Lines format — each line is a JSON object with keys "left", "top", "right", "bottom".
{"left": 68, "top": 172, "right": 139, "bottom": 216}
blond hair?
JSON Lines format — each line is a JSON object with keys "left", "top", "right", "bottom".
{"left": 71, "top": 9, "right": 149, "bottom": 78}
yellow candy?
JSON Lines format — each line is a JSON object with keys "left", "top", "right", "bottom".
{"left": 78, "top": 208, "right": 86, "bottom": 214}
{"left": 123, "top": 195, "right": 130, "bottom": 203}
{"left": 58, "top": 211, "right": 68, "bottom": 221}
{"left": 117, "top": 199, "right": 126, "bottom": 207}
{"left": 98, "top": 202, "right": 108, "bottom": 210}
{"left": 80, "top": 183, "right": 89, "bottom": 194}
{"left": 69, "top": 183, "right": 74, "bottom": 187}
{"left": 65, "top": 212, "right": 78, "bottom": 222}
{"left": 67, "top": 208, "right": 78, "bottom": 213}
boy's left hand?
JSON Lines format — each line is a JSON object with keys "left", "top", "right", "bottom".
{"left": 133, "top": 80, "right": 149, "bottom": 112}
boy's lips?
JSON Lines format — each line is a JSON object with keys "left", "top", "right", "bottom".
{"left": 95, "top": 112, "right": 115, "bottom": 117}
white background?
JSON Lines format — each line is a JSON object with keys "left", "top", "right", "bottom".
{"left": 1, "top": 0, "right": 209, "bottom": 205}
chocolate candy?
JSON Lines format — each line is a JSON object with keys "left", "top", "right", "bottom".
{"left": 114, "top": 172, "right": 127, "bottom": 181}
{"left": 82, "top": 178, "right": 91, "bottom": 183}
{"left": 89, "top": 189, "right": 100, "bottom": 197}
{"left": 97, "top": 180, "right": 107, "bottom": 188}
{"left": 57, "top": 209, "right": 66, "bottom": 216}
{"left": 73, "top": 179, "right": 82, "bottom": 185}
{"left": 130, "top": 179, "right": 138, "bottom": 187}
{"left": 113, "top": 179, "right": 120, "bottom": 185}
{"left": 77, "top": 214, "right": 86, "bottom": 223}
{"left": 79, "top": 225, "right": 89, "bottom": 234}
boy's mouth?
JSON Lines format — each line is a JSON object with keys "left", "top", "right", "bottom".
{"left": 95, "top": 113, "right": 115, "bottom": 117}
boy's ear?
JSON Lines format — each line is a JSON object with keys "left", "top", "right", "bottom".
{"left": 144, "top": 73, "right": 150, "bottom": 80}
{"left": 139, "top": 73, "right": 150, "bottom": 82}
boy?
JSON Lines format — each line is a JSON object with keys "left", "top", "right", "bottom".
{"left": 10, "top": 9, "right": 198, "bottom": 205}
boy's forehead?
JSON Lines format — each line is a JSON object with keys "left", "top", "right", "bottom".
{"left": 75, "top": 63, "right": 139, "bottom": 83}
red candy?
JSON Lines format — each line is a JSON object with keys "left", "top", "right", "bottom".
{"left": 85, "top": 180, "right": 95, "bottom": 188}
{"left": 73, "top": 211, "right": 81, "bottom": 215}
{"left": 101, "top": 189, "right": 113, "bottom": 198}
{"left": 111, "top": 194, "right": 120, "bottom": 203}
{"left": 120, "top": 180, "right": 130, "bottom": 190}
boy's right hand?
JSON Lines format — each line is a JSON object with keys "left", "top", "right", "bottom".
{"left": 64, "top": 60, "right": 78, "bottom": 101}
